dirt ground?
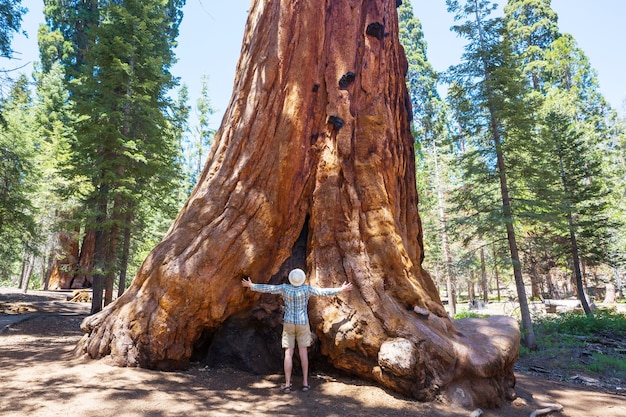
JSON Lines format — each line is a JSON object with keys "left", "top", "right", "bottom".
{"left": 1, "top": 288, "right": 624, "bottom": 417}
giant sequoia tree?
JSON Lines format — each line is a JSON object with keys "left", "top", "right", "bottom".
{"left": 78, "top": 0, "right": 519, "bottom": 407}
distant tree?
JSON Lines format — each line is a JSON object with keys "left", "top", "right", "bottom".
{"left": 505, "top": 0, "right": 621, "bottom": 308}
{"left": 190, "top": 75, "right": 216, "bottom": 183}
{"left": 0, "top": 0, "right": 27, "bottom": 123}
{"left": 0, "top": 75, "right": 38, "bottom": 282}
{"left": 30, "top": 61, "right": 83, "bottom": 290}
{"left": 446, "top": 0, "right": 537, "bottom": 348}
{"left": 399, "top": 0, "right": 458, "bottom": 315}
{"left": 0, "top": 0, "right": 26, "bottom": 59}
{"left": 605, "top": 114, "right": 626, "bottom": 297}
{"left": 538, "top": 104, "right": 604, "bottom": 315}
{"left": 43, "top": 0, "right": 187, "bottom": 312}
{"left": 536, "top": 36, "right": 616, "bottom": 314}
{"left": 503, "top": 0, "right": 559, "bottom": 92}
{"left": 605, "top": 114, "right": 626, "bottom": 273}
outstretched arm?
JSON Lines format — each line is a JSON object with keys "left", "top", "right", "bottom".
{"left": 311, "top": 281, "right": 353, "bottom": 297}
{"left": 241, "top": 278, "right": 284, "bottom": 294}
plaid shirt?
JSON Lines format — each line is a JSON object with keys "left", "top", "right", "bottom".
{"left": 249, "top": 283, "right": 341, "bottom": 325}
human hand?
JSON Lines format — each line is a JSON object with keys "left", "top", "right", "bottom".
{"left": 241, "top": 277, "right": 253, "bottom": 288}
{"left": 340, "top": 281, "right": 353, "bottom": 292}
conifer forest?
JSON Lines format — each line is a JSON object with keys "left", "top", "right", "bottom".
{"left": 1, "top": 0, "right": 624, "bottom": 323}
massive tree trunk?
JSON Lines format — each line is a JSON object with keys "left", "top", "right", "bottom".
{"left": 47, "top": 230, "right": 80, "bottom": 290}
{"left": 72, "top": 229, "right": 95, "bottom": 289}
{"left": 77, "top": 0, "right": 519, "bottom": 408}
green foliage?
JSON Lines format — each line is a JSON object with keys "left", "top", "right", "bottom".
{"left": 181, "top": 74, "right": 217, "bottom": 193}
{"left": 37, "top": 0, "right": 187, "bottom": 308}
{"left": 536, "top": 309, "right": 626, "bottom": 338}
{"left": 0, "top": 0, "right": 26, "bottom": 59}
{"left": 583, "top": 352, "right": 626, "bottom": 374}
{"left": 0, "top": 75, "right": 39, "bottom": 278}
{"left": 520, "top": 309, "right": 626, "bottom": 379}
{"left": 503, "top": 0, "right": 559, "bottom": 93}
{"left": 399, "top": 2, "right": 464, "bottom": 312}
{"left": 453, "top": 310, "right": 488, "bottom": 319}
{"left": 504, "top": 0, "right": 621, "bottom": 276}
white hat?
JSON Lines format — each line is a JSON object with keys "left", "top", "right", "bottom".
{"left": 288, "top": 268, "right": 306, "bottom": 286}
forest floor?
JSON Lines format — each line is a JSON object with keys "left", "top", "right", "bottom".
{"left": 1, "top": 287, "right": 625, "bottom": 417}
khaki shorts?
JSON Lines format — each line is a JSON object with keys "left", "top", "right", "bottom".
{"left": 282, "top": 323, "right": 312, "bottom": 348}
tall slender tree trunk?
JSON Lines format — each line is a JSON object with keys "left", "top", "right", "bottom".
{"left": 117, "top": 211, "right": 133, "bottom": 298}
{"left": 91, "top": 188, "right": 109, "bottom": 315}
{"left": 480, "top": 246, "right": 488, "bottom": 302}
{"left": 492, "top": 245, "right": 501, "bottom": 301}
{"left": 43, "top": 246, "right": 54, "bottom": 291}
{"left": 567, "top": 214, "right": 592, "bottom": 316}
{"left": 556, "top": 138, "right": 592, "bottom": 316}
{"left": 18, "top": 248, "right": 30, "bottom": 290}
{"left": 104, "top": 196, "right": 123, "bottom": 306}
{"left": 492, "top": 124, "right": 536, "bottom": 349}
{"left": 433, "top": 141, "right": 456, "bottom": 316}
{"left": 529, "top": 257, "right": 541, "bottom": 300}
{"left": 77, "top": 0, "right": 519, "bottom": 407}
{"left": 19, "top": 249, "right": 35, "bottom": 293}
{"left": 472, "top": 0, "right": 537, "bottom": 349}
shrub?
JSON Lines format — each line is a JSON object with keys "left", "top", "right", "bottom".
{"left": 535, "top": 309, "right": 626, "bottom": 338}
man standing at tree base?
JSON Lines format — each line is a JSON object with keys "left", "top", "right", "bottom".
{"left": 242, "top": 268, "right": 352, "bottom": 393}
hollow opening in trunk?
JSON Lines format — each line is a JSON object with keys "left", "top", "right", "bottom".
{"left": 190, "top": 216, "right": 312, "bottom": 372}
{"left": 274, "top": 215, "right": 309, "bottom": 280}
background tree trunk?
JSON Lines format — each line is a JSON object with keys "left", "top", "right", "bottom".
{"left": 77, "top": 0, "right": 519, "bottom": 407}
{"left": 46, "top": 230, "right": 80, "bottom": 290}
{"left": 73, "top": 229, "right": 95, "bottom": 289}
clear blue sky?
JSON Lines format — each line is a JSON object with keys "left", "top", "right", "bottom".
{"left": 4, "top": 0, "right": 626, "bottom": 129}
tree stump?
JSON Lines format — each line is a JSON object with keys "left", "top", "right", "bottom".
{"left": 603, "top": 283, "right": 616, "bottom": 304}
{"left": 77, "top": 0, "right": 519, "bottom": 408}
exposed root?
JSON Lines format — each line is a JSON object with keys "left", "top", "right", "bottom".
{"left": 529, "top": 404, "right": 564, "bottom": 417}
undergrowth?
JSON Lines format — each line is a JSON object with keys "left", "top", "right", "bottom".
{"left": 518, "top": 308, "right": 626, "bottom": 382}
{"left": 453, "top": 310, "right": 488, "bottom": 319}
{"left": 535, "top": 308, "right": 626, "bottom": 338}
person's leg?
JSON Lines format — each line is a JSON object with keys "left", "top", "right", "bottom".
{"left": 284, "top": 347, "right": 295, "bottom": 388}
{"left": 298, "top": 346, "right": 309, "bottom": 388}
{"left": 282, "top": 323, "right": 296, "bottom": 391}
{"left": 294, "top": 324, "right": 312, "bottom": 390}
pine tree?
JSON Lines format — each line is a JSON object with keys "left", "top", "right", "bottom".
{"left": 42, "top": 0, "right": 187, "bottom": 312}
{"left": 503, "top": 0, "right": 559, "bottom": 92}
{"left": 398, "top": 1, "right": 458, "bottom": 315}
{"left": 31, "top": 61, "right": 82, "bottom": 290}
{"left": 187, "top": 74, "right": 216, "bottom": 190}
{"left": 0, "top": 0, "right": 26, "bottom": 59}
{"left": 0, "top": 75, "right": 38, "bottom": 282}
{"left": 446, "top": 0, "right": 537, "bottom": 348}
{"left": 504, "top": 2, "right": 621, "bottom": 310}
{"left": 0, "top": 0, "right": 27, "bottom": 123}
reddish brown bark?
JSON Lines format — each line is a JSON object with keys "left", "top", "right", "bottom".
{"left": 77, "top": 0, "right": 519, "bottom": 408}
{"left": 47, "top": 230, "right": 80, "bottom": 290}
{"left": 72, "top": 229, "right": 95, "bottom": 289}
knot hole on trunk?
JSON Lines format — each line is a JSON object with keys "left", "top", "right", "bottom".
{"left": 366, "top": 22, "right": 385, "bottom": 40}
{"left": 338, "top": 72, "right": 356, "bottom": 90}
{"left": 328, "top": 115, "right": 345, "bottom": 131}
